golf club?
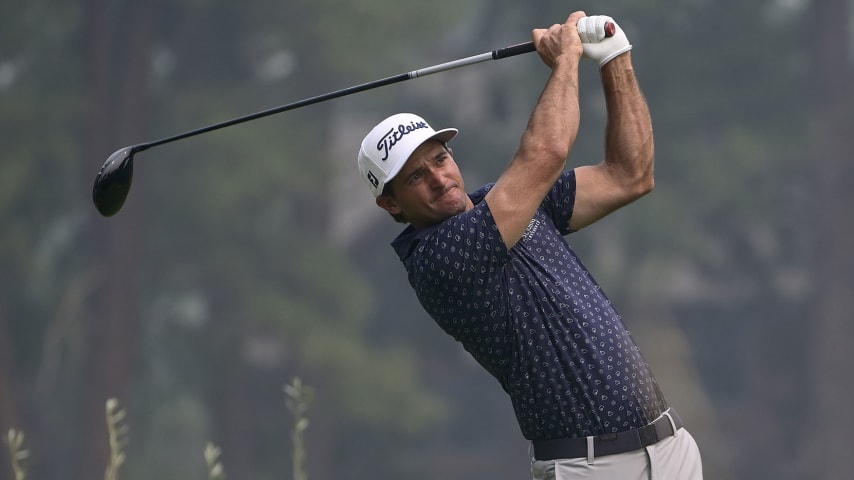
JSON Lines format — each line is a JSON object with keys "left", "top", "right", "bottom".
{"left": 93, "top": 22, "right": 614, "bottom": 217}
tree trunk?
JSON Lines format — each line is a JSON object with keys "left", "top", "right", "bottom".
{"left": 0, "top": 293, "right": 19, "bottom": 480}
{"left": 70, "top": 0, "right": 152, "bottom": 478}
{"left": 805, "top": 0, "right": 854, "bottom": 477}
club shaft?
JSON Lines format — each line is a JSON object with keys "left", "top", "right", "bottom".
{"left": 141, "top": 41, "right": 536, "bottom": 151}
{"left": 412, "top": 41, "right": 535, "bottom": 77}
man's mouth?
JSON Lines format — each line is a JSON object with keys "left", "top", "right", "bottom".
{"left": 434, "top": 185, "right": 457, "bottom": 202}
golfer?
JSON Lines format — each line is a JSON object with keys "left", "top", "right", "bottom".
{"left": 357, "top": 11, "right": 702, "bottom": 479}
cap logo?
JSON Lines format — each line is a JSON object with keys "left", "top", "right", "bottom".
{"left": 376, "top": 120, "right": 430, "bottom": 161}
{"left": 366, "top": 170, "right": 379, "bottom": 188}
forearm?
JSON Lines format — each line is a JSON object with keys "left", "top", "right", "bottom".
{"left": 518, "top": 58, "right": 581, "bottom": 171}
{"left": 487, "top": 56, "right": 582, "bottom": 248}
{"left": 601, "top": 53, "right": 654, "bottom": 192}
{"left": 485, "top": 13, "right": 586, "bottom": 248}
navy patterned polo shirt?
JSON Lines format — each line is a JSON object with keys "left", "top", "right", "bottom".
{"left": 391, "top": 170, "right": 669, "bottom": 441}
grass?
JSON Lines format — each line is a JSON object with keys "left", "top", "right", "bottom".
{"left": 284, "top": 377, "right": 314, "bottom": 480}
{"left": 4, "top": 429, "right": 29, "bottom": 480}
{"left": 3, "top": 377, "right": 313, "bottom": 480}
{"left": 104, "top": 398, "right": 128, "bottom": 480}
{"left": 203, "top": 442, "right": 226, "bottom": 480}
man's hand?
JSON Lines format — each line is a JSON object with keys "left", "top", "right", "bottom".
{"left": 532, "top": 11, "right": 587, "bottom": 69}
{"left": 577, "top": 16, "right": 632, "bottom": 67}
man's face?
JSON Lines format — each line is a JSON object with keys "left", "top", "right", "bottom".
{"left": 376, "top": 140, "right": 471, "bottom": 229}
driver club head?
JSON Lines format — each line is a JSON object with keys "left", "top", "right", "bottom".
{"left": 93, "top": 146, "right": 136, "bottom": 217}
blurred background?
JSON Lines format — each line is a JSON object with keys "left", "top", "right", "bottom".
{"left": 1, "top": 0, "right": 852, "bottom": 479}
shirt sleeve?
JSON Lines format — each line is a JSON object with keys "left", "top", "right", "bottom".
{"left": 541, "top": 170, "right": 577, "bottom": 236}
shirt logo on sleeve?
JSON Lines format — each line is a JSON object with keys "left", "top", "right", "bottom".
{"left": 521, "top": 218, "right": 541, "bottom": 242}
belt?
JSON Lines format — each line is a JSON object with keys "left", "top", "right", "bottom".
{"left": 532, "top": 409, "right": 683, "bottom": 461}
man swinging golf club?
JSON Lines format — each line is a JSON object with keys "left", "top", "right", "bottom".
{"left": 357, "top": 11, "right": 702, "bottom": 480}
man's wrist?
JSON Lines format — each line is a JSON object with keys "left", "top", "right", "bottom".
{"left": 552, "top": 54, "right": 582, "bottom": 74}
{"left": 600, "top": 51, "right": 632, "bottom": 73}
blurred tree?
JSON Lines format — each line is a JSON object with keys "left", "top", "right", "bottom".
{"left": 73, "top": 0, "right": 155, "bottom": 478}
{"left": 92, "top": 0, "right": 464, "bottom": 479}
{"left": 2, "top": 0, "right": 462, "bottom": 479}
{"left": 805, "top": 0, "right": 854, "bottom": 478}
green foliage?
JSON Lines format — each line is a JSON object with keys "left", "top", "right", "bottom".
{"left": 203, "top": 443, "right": 226, "bottom": 480}
{"left": 4, "top": 429, "right": 30, "bottom": 480}
{"left": 104, "top": 399, "right": 129, "bottom": 480}
{"left": 4, "top": 385, "right": 315, "bottom": 480}
{"left": 284, "top": 377, "right": 314, "bottom": 480}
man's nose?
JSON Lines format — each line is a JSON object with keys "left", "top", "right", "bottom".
{"left": 424, "top": 168, "right": 446, "bottom": 189}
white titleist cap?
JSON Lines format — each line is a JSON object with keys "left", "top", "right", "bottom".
{"left": 358, "top": 113, "right": 458, "bottom": 197}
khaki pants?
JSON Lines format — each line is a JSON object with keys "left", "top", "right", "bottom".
{"left": 531, "top": 429, "right": 703, "bottom": 480}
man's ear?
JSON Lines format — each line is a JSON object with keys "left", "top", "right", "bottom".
{"left": 376, "top": 195, "right": 401, "bottom": 215}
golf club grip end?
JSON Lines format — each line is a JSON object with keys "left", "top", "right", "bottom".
{"left": 493, "top": 42, "right": 536, "bottom": 60}
{"left": 604, "top": 21, "right": 616, "bottom": 38}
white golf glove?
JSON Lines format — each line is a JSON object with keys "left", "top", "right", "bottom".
{"left": 577, "top": 16, "right": 632, "bottom": 67}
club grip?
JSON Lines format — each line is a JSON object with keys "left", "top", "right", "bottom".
{"left": 492, "top": 21, "right": 614, "bottom": 60}
{"left": 493, "top": 42, "right": 536, "bottom": 60}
